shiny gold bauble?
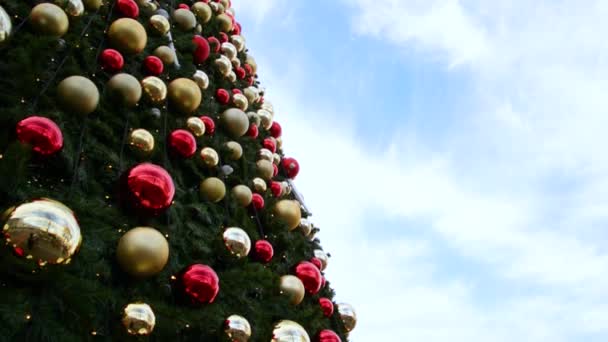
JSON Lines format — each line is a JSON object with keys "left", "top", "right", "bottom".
{"left": 209, "top": 1, "right": 224, "bottom": 13}
{"left": 279, "top": 276, "right": 305, "bottom": 305}
{"left": 226, "top": 71, "right": 237, "bottom": 83}
{"left": 30, "top": 3, "right": 69, "bottom": 37}
{"left": 273, "top": 200, "right": 302, "bottom": 230}
{"left": 246, "top": 54, "right": 258, "bottom": 74}
{"left": 217, "top": 13, "right": 232, "bottom": 32}
{"left": 256, "top": 159, "right": 274, "bottom": 181}
{"left": 281, "top": 181, "right": 291, "bottom": 195}
{"left": 243, "top": 87, "right": 259, "bottom": 104}
{"left": 231, "top": 57, "right": 241, "bottom": 68}
{"left": 2, "top": 199, "right": 81, "bottom": 266}
{"left": 116, "top": 227, "right": 169, "bottom": 277}
{"left": 247, "top": 111, "right": 261, "bottom": 127}
{"left": 272, "top": 320, "right": 310, "bottom": 342}
{"left": 200, "top": 177, "right": 226, "bottom": 203}
{"left": 221, "top": 42, "right": 238, "bottom": 60}
{"left": 261, "top": 101, "right": 274, "bottom": 114}
{"left": 231, "top": 185, "right": 252, "bottom": 207}
{"left": 219, "top": 0, "right": 230, "bottom": 10}
{"left": 258, "top": 148, "right": 273, "bottom": 162}
{"left": 193, "top": 70, "right": 209, "bottom": 90}
{"left": 62, "top": 0, "right": 85, "bottom": 17}
{"left": 0, "top": 5, "right": 11, "bottom": 44}
{"left": 223, "top": 227, "right": 251, "bottom": 258}
{"left": 149, "top": 14, "right": 170, "bottom": 35}
{"left": 337, "top": 303, "right": 357, "bottom": 332}
{"left": 57, "top": 76, "right": 99, "bottom": 115}
{"left": 168, "top": 78, "right": 201, "bottom": 114}
{"left": 298, "top": 219, "right": 312, "bottom": 236}
{"left": 313, "top": 249, "right": 328, "bottom": 271}
{"left": 225, "top": 314, "right": 251, "bottom": 342}
{"left": 191, "top": 2, "right": 212, "bottom": 23}
{"left": 128, "top": 128, "right": 155, "bottom": 156}
{"left": 276, "top": 137, "right": 283, "bottom": 150}
{"left": 252, "top": 178, "right": 267, "bottom": 193}
{"left": 108, "top": 18, "right": 147, "bottom": 54}
{"left": 231, "top": 35, "right": 246, "bottom": 52}
{"left": 172, "top": 8, "right": 196, "bottom": 31}
{"left": 273, "top": 153, "right": 281, "bottom": 165}
{"left": 215, "top": 55, "right": 232, "bottom": 76}
{"left": 232, "top": 93, "right": 249, "bottom": 111}
{"left": 224, "top": 141, "right": 243, "bottom": 160}
{"left": 220, "top": 108, "right": 249, "bottom": 138}
{"left": 141, "top": 76, "right": 167, "bottom": 104}
{"left": 200, "top": 147, "right": 219, "bottom": 167}
{"left": 122, "top": 303, "right": 156, "bottom": 336}
{"left": 186, "top": 117, "right": 206, "bottom": 137}
{"left": 154, "top": 45, "right": 175, "bottom": 65}
{"left": 136, "top": 0, "right": 157, "bottom": 12}
{"left": 106, "top": 73, "right": 142, "bottom": 108}
{"left": 83, "top": 0, "right": 103, "bottom": 10}
{"left": 258, "top": 109, "right": 273, "bottom": 130}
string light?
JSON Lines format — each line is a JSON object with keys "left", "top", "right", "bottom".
{"left": 25, "top": 314, "right": 31, "bottom": 320}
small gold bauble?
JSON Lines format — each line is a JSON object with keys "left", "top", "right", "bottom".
{"left": 313, "top": 249, "right": 328, "bottom": 271}
{"left": 281, "top": 181, "right": 291, "bottom": 195}
{"left": 154, "top": 46, "right": 176, "bottom": 65}
{"left": 258, "top": 148, "right": 273, "bottom": 162}
{"left": 83, "top": 0, "right": 103, "bottom": 10}
{"left": 30, "top": 3, "right": 69, "bottom": 37}
{"left": 273, "top": 153, "right": 281, "bottom": 165}
{"left": 136, "top": 0, "right": 157, "bottom": 12}
{"left": 231, "top": 185, "right": 252, "bottom": 207}
{"left": 225, "top": 314, "right": 251, "bottom": 342}
{"left": 200, "top": 147, "right": 219, "bottom": 167}
{"left": 220, "top": 108, "right": 249, "bottom": 138}
{"left": 246, "top": 54, "right": 258, "bottom": 74}
{"left": 276, "top": 137, "right": 283, "bottom": 150}
{"left": 221, "top": 42, "right": 238, "bottom": 60}
{"left": 128, "top": 129, "right": 155, "bottom": 156}
{"left": 108, "top": 18, "right": 147, "bottom": 54}
{"left": 106, "top": 73, "right": 142, "bottom": 108}
{"left": 57, "top": 76, "right": 99, "bottom": 115}
{"left": 243, "top": 87, "right": 259, "bottom": 104}
{"left": 191, "top": 2, "right": 212, "bottom": 23}
{"left": 215, "top": 55, "right": 232, "bottom": 76}
{"left": 299, "top": 218, "right": 312, "bottom": 236}
{"left": 122, "top": 303, "right": 156, "bottom": 336}
{"left": 247, "top": 111, "right": 261, "bottom": 127}
{"left": 231, "top": 57, "right": 241, "bottom": 68}
{"left": 224, "top": 141, "right": 243, "bottom": 160}
{"left": 63, "top": 0, "right": 85, "bottom": 17}
{"left": 272, "top": 320, "right": 310, "bottom": 342}
{"left": 231, "top": 35, "right": 246, "bottom": 52}
{"left": 141, "top": 76, "right": 167, "bottom": 104}
{"left": 0, "top": 5, "right": 11, "bottom": 44}
{"left": 200, "top": 177, "right": 226, "bottom": 202}
{"left": 223, "top": 227, "right": 251, "bottom": 258}
{"left": 149, "top": 14, "right": 170, "bottom": 35}
{"left": 274, "top": 200, "right": 302, "bottom": 230}
{"left": 186, "top": 117, "right": 206, "bottom": 137}
{"left": 232, "top": 93, "right": 249, "bottom": 111}
{"left": 116, "top": 227, "right": 169, "bottom": 277}
{"left": 216, "top": 13, "right": 232, "bottom": 32}
{"left": 337, "top": 303, "right": 357, "bottom": 332}
{"left": 226, "top": 71, "right": 237, "bottom": 83}
{"left": 172, "top": 8, "right": 196, "bottom": 31}
{"left": 256, "top": 159, "right": 274, "bottom": 181}
{"left": 209, "top": 1, "right": 224, "bottom": 13}
{"left": 258, "top": 109, "right": 273, "bottom": 130}
{"left": 219, "top": 0, "right": 230, "bottom": 10}
{"left": 278, "top": 276, "right": 305, "bottom": 305}
{"left": 168, "top": 78, "right": 202, "bottom": 114}
{"left": 2, "top": 199, "right": 81, "bottom": 266}
{"left": 252, "top": 178, "right": 267, "bottom": 193}
{"left": 192, "top": 70, "right": 209, "bottom": 90}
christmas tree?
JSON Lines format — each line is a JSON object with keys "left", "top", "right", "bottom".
{"left": 0, "top": 1, "right": 355, "bottom": 341}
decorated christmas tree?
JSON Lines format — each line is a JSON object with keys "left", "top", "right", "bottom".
{"left": 0, "top": 0, "right": 355, "bottom": 341}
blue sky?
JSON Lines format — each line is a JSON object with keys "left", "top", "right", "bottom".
{"left": 233, "top": 1, "right": 608, "bottom": 341}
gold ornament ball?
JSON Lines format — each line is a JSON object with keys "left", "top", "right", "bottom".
{"left": 215, "top": 55, "right": 232, "bottom": 76}
{"left": 262, "top": 101, "right": 274, "bottom": 114}
{"left": 116, "top": 227, "right": 169, "bottom": 277}
{"left": 200, "top": 177, "right": 226, "bottom": 203}
{"left": 227, "top": 71, "right": 237, "bottom": 83}
{"left": 243, "top": 87, "right": 259, "bottom": 104}
{"left": 0, "top": 5, "right": 11, "bottom": 44}
{"left": 172, "top": 8, "right": 196, "bottom": 31}
{"left": 30, "top": 3, "right": 69, "bottom": 37}
{"left": 187, "top": 117, "right": 206, "bottom": 137}
{"left": 136, "top": 0, "right": 157, "bottom": 12}
{"left": 149, "top": 14, "right": 170, "bottom": 35}
{"left": 191, "top": 2, "right": 212, "bottom": 23}
{"left": 154, "top": 45, "right": 175, "bottom": 65}
{"left": 83, "top": 0, "right": 103, "bottom": 10}
{"left": 200, "top": 147, "right": 219, "bottom": 167}
{"left": 273, "top": 153, "right": 281, "bottom": 165}
{"left": 2, "top": 198, "right": 81, "bottom": 266}
{"left": 252, "top": 178, "right": 267, "bottom": 193}
{"left": 232, "top": 185, "right": 252, "bottom": 207}
{"left": 272, "top": 320, "right": 310, "bottom": 342}
{"left": 246, "top": 54, "right": 258, "bottom": 74}
{"left": 223, "top": 227, "right": 251, "bottom": 258}
{"left": 224, "top": 141, "right": 243, "bottom": 160}
{"left": 273, "top": 200, "right": 302, "bottom": 230}
{"left": 256, "top": 159, "right": 274, "bottom": 181}
{"left": 337, "top": 303, "right": 357, "bottom": 332}
{"left": 122, "top": 303, "right": 156, "bottom": 336}
{"left": 219, "top": 0, "right": 230, "bottom": 10}
{"left": 141, "top": 76, "right": 167, "bottom": 104}
{"left": 193, "top": 70, "right": 209, "bottom": 90}
{"left": 107, "top": 73, "right": 142, "bottom": 108}
{"left": 220, "top": 108, "right": 249, "bottom": 138}
{"left": 209, "top": 1, "right": 224, "bottom": 13}
{"left": 57, "top": 76, "right": 99, "bottom": 115}
{"left": 299, "top": 219, "right": 312, "bottom": 236}
{"left": 168, "top": 78, "right": 202, "bottom": 114}
{"left": 108, "top": 18, "right": 147, "bottom": 54}
{"left": 258, "top": 148, "right": 273, "bottom": 162}
{"left": 247, "top": 111, "right": 261, "bottom": 127}
{"left": 231, "top": 57, "right": 241, "bottom": 68}
{"left": 64, "top": 0, "right": 85, "bottom": 17}
{"left": 257, "top": 109, "right": 273, "bottom": 130}
{"left": 231, "top": 35, "right": 246, "bottom": 52}
{"left": 281, "top": 181, "right": 291, "bottom": 195}
{"left": 221, "top": 42, "right": 238, "bottom": 60}
{"left": 313, "top": 249, "right": 328, "bottom": 271}
{"left": 276, "top": 137, "right": 283, "bottom": 150}
{"left": 233, "top": 93, "right": 249, "bottom": 111}
{"left": 225, "top": 314, "right": 252, "bottom": 342}
{"left": 128, "top": 128, "right": 155, "bottom": 156}
{"left": 279, "top": 276, "right": 305, "bottom": 305}
{"left": 216, "top": 13, "right": 233, "bottom": 32}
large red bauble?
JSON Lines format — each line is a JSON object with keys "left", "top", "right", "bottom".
{"left": 99, "top": 49, "right": 124, "bottom": 73}
{"left": 319, "top": 298, "right": 334, "bottom": 317}
{"left": 263, "top": 138, "right": 276, "bottom": 153}
{"left": 310, "top": 257, "right": 322, "bottom": 270}
{"left": 218, "top": 32, "right": 229, "bottom": 43}
{"left": 144, "top": 56, "right": 164, "bottom": 76}
{"left": 181, "top": 264, "right": 220, "bottom": 304}
{"left": 216, "top": 89, "right": 230, "bottom": 104}
{"left": 270, "top": 181, "right": 282, "bottom": 197}
{"left": 168, "top": 129, "right": 197, "bottom": 158}
{"left": 207, "top": 36, "right": 221, "bottom": 53}
{"left": 317, "top": 330, "right": 341, "bottom": 342}
{"left": 295, "top": 261, "right": 322, "bottom": 294}
{"left": 126, "top": 163, "right": 175, "bottom": 214}
{"left": 251, "top": 193, "right": 264, "bottom": 210}
{"left": 254, "top": 240, "right": 273, "bottom": 263}
{"left": 247, "top": 124, "right": 258, "bottom": 138}
{"left": 200, "top": 116, "right": 215, "bottom": 135}
{"left": 243, "top": 64, "right": 253, "bottom": 76}
{"left": 117, "top": 0, "right": 139, "bottom": 18}
{"left": 16, "top": 116, "right": 63, "bottom": 156}
{"left": 193, "top": 35, "right": 211, "bottom": 64}
{"left": 269, "top": 121, "right": 282, "bottom": 137}
{"left": 281, "top": 157, "right": 300, "bottom": 179}
{"left": 235, "top": 67, "right": 246, "bottom": 79}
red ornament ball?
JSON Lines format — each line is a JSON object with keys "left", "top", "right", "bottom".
{"left": 243, "top": 64, "right": 253, "bottom": 76}
{"left": 168, "top": 129, "right": 197, "bottom": 158}
{"left": 269, "top": 121, "right": 282, "bottom": 138}
{"left": 232, "top": 88, "right": 242, "bottom": 94}
{"left": 181, "top": 264, "right": 220, "bottom": 304}
{"left": 178, "top": 3, "right": 189, "bottom": 9}
{"left": 317, "top": 330, "right": 341, "bottom": 342}
{"left": 216, "top": 89, "right": 230, "bottom": 104}
{"left": 263, "top": 138, "right": 276, "bottom": 153}
{"left": 218, "top": 32, "right": 229, "bottom": 43}
{"left": 117, "top": 0, "right": 139, "bottom": 18}
{"left": 310, "top": 257, "right": 322, "bottom": 270}
{"left": 235, "top": 67, "right": 246, "bottom": 79}
{"left": 16, "top": 116, "right": 63, "bottom": 156}
{"left": 281, "top": 157, "right": 300, "bottom": 179}
{"left": 193, "top": 35, "right": 211, "bottom": 64}
{"left": 294, "top": 261, "right": 322, "bottom": 294}
{"left": 200, "top": 116, "right": 215, "bottom": 135}
{"left": 99, "top": 49, "right": 124, "bottom": 73}
{"left": 270, "top": 181, "right": 282, "bottom": 197}
{"left": 233, "top": 22, "right": 242, "bottom": 35}
{"left": 251, "top": 193, "right": 264, "bottom": 210}
{"left": 272, "top": 163, "right": 278, "bottom": 177}
{"left": 254, "top": 240, "right": 273, "bottom": 263}
{"left": 143, "top": 56, "right": 164, "bottom": 76}
{"left": 126, "top": 163, "right": 175, "bottom": 214}
{"left": 246, "top": 76, "right": 255, "bottom": 86}
{"left": 207, "top": 36, "right": 221, "bottom": 53}
{"left": 319, "top": 298, "right": 334, "bottom": 317}
{"left": 247, "top": 124, "right": 258, "bottom": 138}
